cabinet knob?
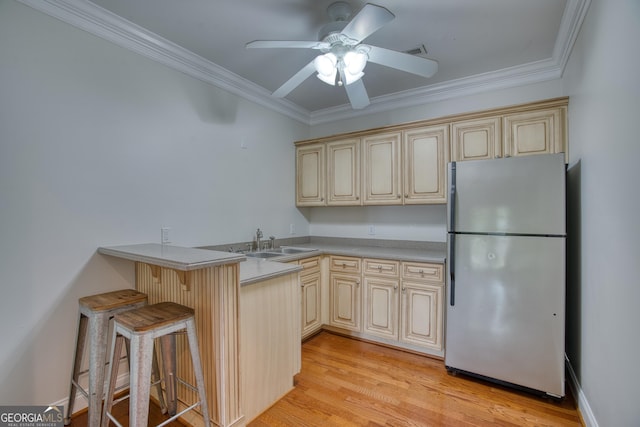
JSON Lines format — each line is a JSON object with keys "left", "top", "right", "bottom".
{"left": 397, "top": 194, "right": 401, "bottom": 199}
{"left": 394, "top": 285, "right": 398, "bottom": 290}
{"left": 378, "top": 266, "right": 383, "bottom": 271}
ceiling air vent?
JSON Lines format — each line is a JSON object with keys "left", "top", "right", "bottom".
{"left": 404, "top": 44, "right": 428, "bottom": 57}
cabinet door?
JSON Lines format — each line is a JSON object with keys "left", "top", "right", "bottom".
{"left": 364, "top": 276, "right": 399, "bottom": 339}
{"left": 327, "top": 138, "right": 361, "bottom": 205}
{"left": 362, "top": 132, "right": 402, "bottom": 205}
{"left": 451, "top": 117, "right": 502, "bottom": 161}
{"left": 329, "top": 272, "right": 361, "bottom": 332}
{"left": 296, "top": 143, "right": 325, "bottom": 206}
{"left": 503, "top": 107, "right": 566, "bottom": 158}
{"left": 400, "top": 281, "right": 443, "bottom": 351}
{"left": 301, "top": 271, "right": 322, "bottom": 339}
{"left": 403, "top": 125, "right": 449, "bottom": 204}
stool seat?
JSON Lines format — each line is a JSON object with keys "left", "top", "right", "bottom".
{"left": 79, "top": 289, "right": 147, "bottom": 312}
{"left": 115, "top": 302, "right": 195, "bottom": 332}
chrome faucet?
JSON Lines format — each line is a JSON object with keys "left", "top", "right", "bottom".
{"left": 255, "top": 228, "right": 263, "bottom": 251}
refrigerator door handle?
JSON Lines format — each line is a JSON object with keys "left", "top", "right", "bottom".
{"left": 449, "top": 233, "right": 455, "bottom": 306}
{"left": 449, "top": 162, "right": 456, "bottom": 232}
{"left": 449, "top": 162, "right": 456, "bottom": 306}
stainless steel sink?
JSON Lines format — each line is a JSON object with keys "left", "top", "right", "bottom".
{"left": 271, "top": 247, "right": 316, "bottom": 254}
{"left": 244, "top": 251, "right": 283, "bottom": 259}
{"left": 244, "top": 247, "right": 316, "bottom": 259}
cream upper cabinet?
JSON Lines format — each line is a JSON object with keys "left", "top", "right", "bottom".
{"left": 296, "top": 143, "right": 325, "bottom": 206}
{"left": 403, "top": 125, "right": 449, "bottom": 204}
{"left": 503, "top": 106, "right": 567, "bottom": 158}
{"left": 451, "top": 117, "right": 502, "bottom": 161}
{"left": 327, "top": 138, "right": 361, "bottom": 205}
{"left": 362, "top": 132, "right": 402, "bottom": 205}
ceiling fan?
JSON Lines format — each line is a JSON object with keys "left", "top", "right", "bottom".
{"left": 246, "top": 1, "right": 438, "bottom": 109}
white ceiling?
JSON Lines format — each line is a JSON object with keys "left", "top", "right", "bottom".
{"left": 19, "top": 0, "right": 589, "bottom": 124}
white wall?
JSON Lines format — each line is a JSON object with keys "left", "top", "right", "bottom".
{"left": 561, "top": 0, "right": 640, "bottom": 425}
{"left": 0, "top": 1, "right": 308, "bottom": 405}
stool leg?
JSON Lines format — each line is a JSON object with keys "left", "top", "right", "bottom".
{"left": 129, "top": 333, "right": 154, "bottom": 427}
{"left": 151, "top": 345, "right": 168, "bottom": 414}
{"left": 159, "top": 334, "right": 178, "bottom": 416}
{"left": 88, "top": 312, "right": 110, "bottom": 427}
{"left": 186, "top": 320, "right": 210, "bottom": 426}
{"left": 65, "top": 313, "right": 88, "bottom": 425}
{"left": 124, "top": 338, "right": 167, "bottom": 415}
{"left": 101, "top": 331, "right": 123, "bottom": 427}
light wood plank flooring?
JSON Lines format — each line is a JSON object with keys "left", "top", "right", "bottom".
{"left": 249, "top": 332, "right": 582, "bottom": 426}
{"left": 69, "top": 331, "right": 582, "bottom": 426}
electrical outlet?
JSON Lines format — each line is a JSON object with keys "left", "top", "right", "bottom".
{"left": 161, "top": 227, "right": 171, "bottom": 244}
{"left": 289, "top": 223, "right": 295, "bottom": 235}
{"left": 368, "top": 225, "right": 375, "bottom": 235}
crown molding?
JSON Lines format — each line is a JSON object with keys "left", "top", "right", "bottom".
{"left": 17, "top": 0, "right": 589, "bottom": 126}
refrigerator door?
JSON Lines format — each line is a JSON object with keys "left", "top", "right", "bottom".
{"left": 445, "top": 233, "right": 565, "bottom": 397}
{"left": 448, "top": 153, "right": 566, "bottom": 235}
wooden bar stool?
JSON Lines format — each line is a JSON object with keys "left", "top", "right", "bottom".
{"left": 65, "top": 289, "right": 151, "bottom": 426}
{"left": 102, "top": 302, "right": 210, "bottom": 427}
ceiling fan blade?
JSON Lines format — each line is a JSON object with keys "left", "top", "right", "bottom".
{"left": 366, "top": 45, "right": 438, "bottom": 78}
{"left": 246, "top": 40, "right": 329, "bottom": 50}
{"left": 343, "top": 75, "right": 370, "bottom": 109}
{"left": 341, "top": 4, "right": 395, "bottom": 43}
{"left": 272, "top": 60, "right": 317, "bottom": 98}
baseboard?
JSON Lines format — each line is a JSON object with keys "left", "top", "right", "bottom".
{"left": 565, "top": 355, "right": 598, "bottom": 427}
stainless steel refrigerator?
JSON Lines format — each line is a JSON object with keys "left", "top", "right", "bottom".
{"left": 445, "top": 153, "right": 566, "bottom": 398}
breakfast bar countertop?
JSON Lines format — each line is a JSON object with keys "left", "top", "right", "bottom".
{"left": 98, "top": 243, "right": 245, "bottom": 270}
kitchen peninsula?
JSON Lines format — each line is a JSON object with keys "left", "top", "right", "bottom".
{"left": 98, "top": 243, "right": 301, "bottom": 427}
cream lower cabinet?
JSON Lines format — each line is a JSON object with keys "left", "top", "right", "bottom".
{"left": 399, "top": 261, "right": 444, "bottom": 353}
{"left": 363, "top": 259, "right": 400, "bottom": 339}
{"left": 299, "top": 256, "right": 322, "bottom": 339}
{"left": 362, "top": 259, "right": 444, "bottom": 356}
{"left": 328, "top": 256, "right": 362, "bottom": 332}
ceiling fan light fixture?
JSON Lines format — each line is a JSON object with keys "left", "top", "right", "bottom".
{"left": 314, "top": 53, "right": 338, "bottom": 85}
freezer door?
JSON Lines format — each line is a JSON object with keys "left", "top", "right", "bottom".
{"left": 449, "top": 153, "right": 566, "bottom": 235}
{"left": 445, "top": 234, "right": 565, "bottom": 397}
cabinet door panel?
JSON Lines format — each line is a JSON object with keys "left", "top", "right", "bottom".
{"left": 400, "top": 282, "right": 443, "bottom": 350}
{"left": 327, "top": 139, "right": 360, "bottom": 205}
{"left": 363, "top": 132, "right": 402, "bottom": 205}
{"left": 364, "top": 277, "right": 399, "bottom": 339}
{"left": 503, "top": 107, "right": 565, "bottom": 158}
{"left": 403, "top": 125, "right": 449, "bottom": 204}
{"left": 301, "top": 272, "right": 321, "bottom": 338}
{"left": 329, "top": 273, "right": 361, "bottom": 332}
{"left": 296, "top": 144, "right": 325, "bottom": 206}
{"left": 451, "top": 117, "right": 502, "bottom": 161}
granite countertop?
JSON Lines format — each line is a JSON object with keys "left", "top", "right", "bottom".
{"left": 239, "top": 258, "right": 302, "bottom": 286}
{"left": 98, "top": 243, "right": 245, "bottom": 270}
{"left": 248, "top": 242, "right": 446, "bottom": 264}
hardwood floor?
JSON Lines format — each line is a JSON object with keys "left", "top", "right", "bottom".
{"left": 68, "top": 331, "right": 582, "bottom": 426}
{"left": 249, "top": 332, "right": 582, "bottom": 426}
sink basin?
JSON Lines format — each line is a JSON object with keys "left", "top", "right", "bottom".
{"left": 271, "top": 247, "right": 317, "bottom": 254}
{"left": 244, "top": 251, "right": 283, "bottom": 259}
